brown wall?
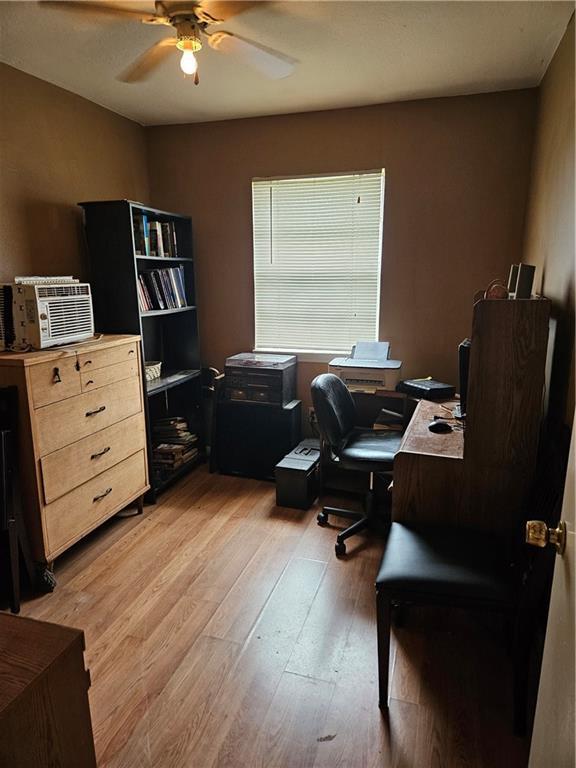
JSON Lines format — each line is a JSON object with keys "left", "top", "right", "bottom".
{"left": 0, "top": 64, "right": 150, "bottom": 283}
{"left": 523, "top": 17, "right": 575, "bottom": 428}
{"left": 146, "top": 90, "right": 537, "bottom": 405}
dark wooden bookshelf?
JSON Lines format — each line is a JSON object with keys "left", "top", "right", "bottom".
{"left": 153, "top": 456, "right": 201, "bottom": 494}
{"left": 146, "top": 369, "right": 201, "bottom": 396}
{"left": 136, "top": 255, "right": 194, "bottom": 263}
{"left": 140, "top": 306, "right": 196, "bottom": 318}
{"left": 79, "top": 199, "right": 203, "bottom": 502}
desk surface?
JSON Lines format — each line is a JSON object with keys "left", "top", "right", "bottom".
{"left": 399, "top": 399, "right": 463, "bottom": 461}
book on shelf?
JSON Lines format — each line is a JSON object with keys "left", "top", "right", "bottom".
{"left": 139, "top": 218, "right": 179, "bottom": 258}
{"left": 170, "top": 222, "right": 178, "bottom": 257}
{"left": 151, "top": 416, "right": 198, "bottom": 477}
{"left": 138, "top": 266, "right": 188, "bottom": 312}
{"left": 133, "top": 213, "right": 151, "bottom": 256}
{"left": 148, "top": 221, "right": 164, "bottom": 257}
{"left": 161, "top": 223, "right": 174, "bottom": 258}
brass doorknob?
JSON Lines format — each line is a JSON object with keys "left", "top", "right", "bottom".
{"left": 526, "top": 520, "right": 566, "bottom": 555}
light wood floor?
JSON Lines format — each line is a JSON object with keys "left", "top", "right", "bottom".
{"left": 20, "top": 467, "right": 529, "bottom": 768}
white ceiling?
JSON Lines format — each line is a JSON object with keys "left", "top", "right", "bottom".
{"left": 0, "top": 1, "right": 573, "bottom": 125}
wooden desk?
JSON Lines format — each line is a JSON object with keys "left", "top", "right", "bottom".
{"left": 392, "top": 297, "right": 550, "bottom": 534}
{"left": 0, "top": 614, "right": 97, "bottom": 767}
{"left": 392, "top": 399, "right": 465, "bottom": 526}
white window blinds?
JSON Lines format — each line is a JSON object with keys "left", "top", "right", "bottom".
{"left": 252, "top": 170, "right": 384, "bottom": 353}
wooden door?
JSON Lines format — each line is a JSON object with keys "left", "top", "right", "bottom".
{"left": 529, "top": 418, "right": 575, "bottom": 767}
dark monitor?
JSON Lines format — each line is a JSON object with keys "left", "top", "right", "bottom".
{"left": 457, "top": 338, "right": 472, "bottom": 418}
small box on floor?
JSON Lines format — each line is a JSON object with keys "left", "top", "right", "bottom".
{"left": 275, "top": 439, "right": 321, "bottom": 510}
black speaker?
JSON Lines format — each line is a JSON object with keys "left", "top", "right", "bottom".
{"left": 215, "top": 400, "right": 302, "bottom": 480}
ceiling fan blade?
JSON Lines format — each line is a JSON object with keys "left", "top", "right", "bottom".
{"left": 41, "top": 1, "right": 156, "bottom": 22}
{"left": 208, "top": 31, "right": 296, "bottom": 79}
{"left": 197, "top": 1, "right": 263, "bottom": 24}
{"left": 119, "top": 37, "right": 177, "bottom": 83}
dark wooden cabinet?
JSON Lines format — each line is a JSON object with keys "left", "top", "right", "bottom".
{"left": 0, "top": 614, "right": 97, "bottom": 767}
{"left": 79, "top": 200, "right": 203, "bottom": 501}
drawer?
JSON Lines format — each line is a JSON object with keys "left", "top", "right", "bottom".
{"left": 40, "top": 413, "right": 146, "bottom": 503}
{"left": 35, "top": 377, "right": 142, "bottom": 456}
{"left": 77, "top": 341, "right": 138, "bottom": 372}
{"left": 44, "top": 451, "right": 147, "bottom": 558}
{"left": 80, "top": 359, "right": 138, "bottom": 393}
{"left": 29, "top": 357, "right": 81, "bottom": 408}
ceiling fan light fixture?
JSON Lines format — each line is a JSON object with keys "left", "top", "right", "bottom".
{"left": 175, "top": 20, "right": 202, "bottom": 53}
{"left": 180, "top": 48, "right": 198, "bottom": 75}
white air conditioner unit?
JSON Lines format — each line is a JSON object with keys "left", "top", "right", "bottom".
{"left": 0, "top": 283, "right": 95, "bottom": 350}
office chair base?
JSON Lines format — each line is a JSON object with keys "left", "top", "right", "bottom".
{"left": 318, "top": 500, "right": 374, "bottom": 557}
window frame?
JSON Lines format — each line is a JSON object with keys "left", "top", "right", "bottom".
{"left": 251, "top": 169, "right": 385, "bottom": 361}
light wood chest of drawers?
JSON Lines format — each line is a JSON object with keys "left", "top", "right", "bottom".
{"left": 0, "top": 335, "right": 149, "bottom": 573}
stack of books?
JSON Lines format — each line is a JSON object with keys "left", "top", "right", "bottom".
{"left": 133, "top": 214, "right": 179, "bottom": 258}
{"left": 137, "top": 266, "right": 188, "bottom": 311}
{"left": 151, "top": 417, "right": 199, "bottom": 482}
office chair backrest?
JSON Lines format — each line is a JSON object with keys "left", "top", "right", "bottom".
{"left": 311, "top": 374, "right": 357, "bottom": 449}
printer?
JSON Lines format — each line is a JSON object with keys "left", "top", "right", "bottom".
{"left": 329, "top": 341, "right": 402, "bottom": 392}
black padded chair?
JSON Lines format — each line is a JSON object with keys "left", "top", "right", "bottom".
{"left": 311, "top": 373, "right": 403, "bottom": 557}
{"left": 375, "top": 425, "right": 570, "bottom": 735}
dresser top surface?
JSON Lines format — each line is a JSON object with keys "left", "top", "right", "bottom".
{"left": 0, "top": 334, "right": 140, "bottom": 367}
{"left": 0, "top": 614, "right": 83, "bottom": 712}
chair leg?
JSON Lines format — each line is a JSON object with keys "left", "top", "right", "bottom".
{"left": 7, "top": 519, "right": 20, "bottom": 614}
{"left": 336, "top": 515, "right": 369, "bottom": 545}
{"left": 377, "top": 590, "right": 391, "bottom": 709}
{"left": 319, "top": 506, "right": 362, "bottom": 524}
{"left": 511, "top": 620, "right": 531, "bottom": 737}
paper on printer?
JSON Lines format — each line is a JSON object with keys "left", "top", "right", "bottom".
{"left": 329, "top": 341, "right": 402, "bottom": 391}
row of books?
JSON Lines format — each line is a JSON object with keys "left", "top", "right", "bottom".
{"left": 137, "top": 267, "right": 188, "bottom": 312}
{"left": 133, "top": 214, "right": 179, "bottom": 258}
{"left": 151, "top": 417, "right": 199, "bottom": 480}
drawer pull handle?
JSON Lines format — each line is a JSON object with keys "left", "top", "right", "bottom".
{"left": 53, "top": 367, "right": 62, "bottom": 383}
{"left": 128, "top": 349, "right": 135, "bottom": 355}
{"left": 86, "top": 379, "right": 94, "bottom": 386}
{"left": 93, "top": 487, "right": 112, "bottom": 502}
{"left": 83, "top": 359, "right": 93, "bottom": 367}
{"left": 86, "top": 405, "right": 106, "bottom": 417}
{"left": 91, "top": 446, "right": 111, "bottom": 460}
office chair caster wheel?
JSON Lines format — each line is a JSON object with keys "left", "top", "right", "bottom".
{"left": 317, "top": 511, "right": 328, "bottom": 526}
{"left": 335, "top": 541, "right": 346, "bottom": 557}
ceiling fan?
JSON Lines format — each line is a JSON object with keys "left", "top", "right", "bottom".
{"left": 43, "top": 1, "right": 297, "bottom": 85}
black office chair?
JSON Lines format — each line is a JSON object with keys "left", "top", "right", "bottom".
{"left": 375, "top": 426, "right": 570, "bottom": 735}
{"left": 311, "top": 373, "right": 403, "bottom": 557}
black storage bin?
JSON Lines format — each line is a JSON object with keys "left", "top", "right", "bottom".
{"left": 275, "top": 439, "right": 320, "bottom": 510}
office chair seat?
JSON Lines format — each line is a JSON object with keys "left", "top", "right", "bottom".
{"left": 375, "top": 522, "right": 513, "bottom": 604}
{"left": 339, "top": 429, "right": 402, "bottom": 472}
{"left": 375, "top": 521, "right": 529, "bottom": 733}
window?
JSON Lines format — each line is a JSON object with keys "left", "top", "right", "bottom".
{"left": 252, "top": 170, "right": 385, "bottom": 355}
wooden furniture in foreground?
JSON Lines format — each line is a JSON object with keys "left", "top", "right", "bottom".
{"left": 0, "top": 613, "right": 97, "bottom": 767}
{"left": 79, "top": 200, "right": 203, "bottom": 500}
{"left": 392, "top": 297, "right": 551, "bottom": 533}
{"left": 0, "top": 334, "right": 149, "bottom": 585}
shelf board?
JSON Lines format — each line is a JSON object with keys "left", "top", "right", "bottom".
{"left": 153, "top": 456, "right": 201, "bottom": 494}
{"left": 136, "top": 255, "right": 193, "bottom": 263}
{"left": 140, "top": 306, "right": 196, "bottom": 317}
{"left": 146, "top": 369, "right": 201, "bottom": 396}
